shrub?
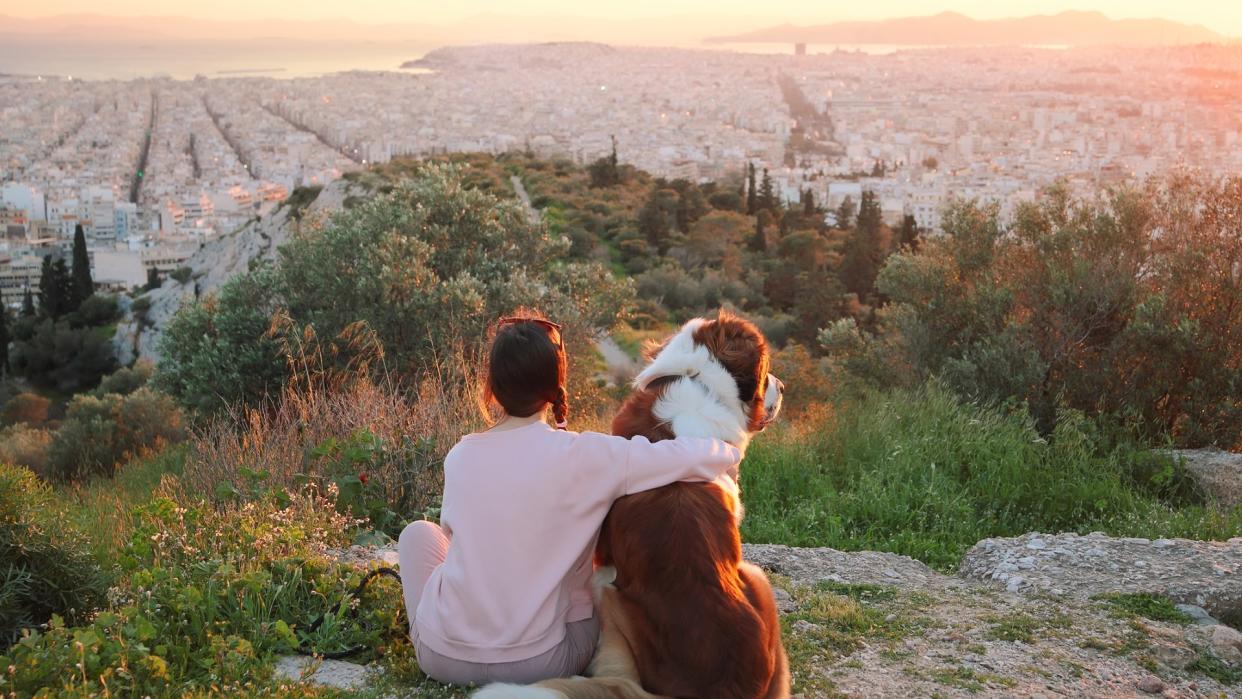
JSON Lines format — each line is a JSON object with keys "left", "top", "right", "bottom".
{"left": 46, "top": 389, "right": 186, "bottom": 482}
{"left": 169, "top": 266, "right": 193, "bottom": 284}
{"left": 0, "top": 425, "right": 51, "bottom": 476}
{"left": 0, "top": 464, "right": 106, "bottom": 647}
{"left": 1, "top": 392, "right": 50, "bottom": 426}
{"left": 0, "top": 488, "right": 403, "bottom": 695}
{"left": 68, "top": 293, "right": 120, "bottom": 328}
{"left": 92, "top": 360, "right": 155, "bottom": 397}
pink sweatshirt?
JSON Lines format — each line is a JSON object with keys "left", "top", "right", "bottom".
{"left": 413, "top": 419, "right": 742, "bottom": 663}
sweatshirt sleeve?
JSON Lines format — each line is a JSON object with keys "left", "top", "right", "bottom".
{"left": 619, "top": 435, "right": 741, "bottom": 496}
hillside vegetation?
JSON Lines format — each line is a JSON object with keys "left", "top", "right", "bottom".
{"left": 1, "top": 154, "right": 1240, "bottom": 696}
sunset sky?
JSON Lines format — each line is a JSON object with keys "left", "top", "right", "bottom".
{"left": 3, "top": 0, "right": 1240, "bottom": 36}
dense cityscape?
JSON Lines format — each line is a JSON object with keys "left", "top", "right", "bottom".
{"left": 2, "top": 41, "right": 1241, "bottom": 305}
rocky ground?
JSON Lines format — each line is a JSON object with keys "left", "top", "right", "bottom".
{"left": 278, "top": 534, "right": 1242, "bottom": 698}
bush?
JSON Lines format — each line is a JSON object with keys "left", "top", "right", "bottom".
{"left": 10, "top": 318, "right": 118, "bottom": 394}
{"left": 1, "top": 393, "right": 50, "bottom": 426}
{"left": 0, "top": 487, "right": 401, "bottom": 695}
{"left": 0, "top": 425, "right": 51, "bottom": 476}
{"left": 68, "top": 294, "right": 120, "bottom": 328}
{"left": 169, "top": 266, "right": 193, "bottom": 284}
{"left": 92, "top": 360, "right": 155, "bottom": 397}
{"left": 46, "top": 389, "right": 186, "bottom": 482}
{"left": 740, "top": 382, "right": 1242, "bottom": 570}
{"left": 0, "top": 464, "right": 106, "bottom": 647}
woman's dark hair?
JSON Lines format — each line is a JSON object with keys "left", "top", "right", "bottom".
{"left": 484, "top": 312, "right": 569, "bottom": 428}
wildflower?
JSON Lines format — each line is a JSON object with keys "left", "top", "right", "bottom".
{"left": 359, "top": 473, "right": 369, "bottom": 484}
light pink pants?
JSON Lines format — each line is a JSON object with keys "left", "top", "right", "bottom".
{"left": 396, "top": 520, "right": 599, "bottom": 686}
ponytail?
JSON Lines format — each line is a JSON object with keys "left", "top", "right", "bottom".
{"left": 551, "top": 386, "right": 570, "bottom": 430}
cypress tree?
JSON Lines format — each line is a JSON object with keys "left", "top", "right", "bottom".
{"left": 750, "top": 209, "right": 770, "bottom": 253}
{"left": 745, "top": 163, "right": 757, "bottom": 215}
{"left": 898, "top": 214, "right": 921, "bottom": 251}
{"left": 38, "top": 257, "right": 60, "bottom": 318}
{"left": 841, "top": 191, "right": 885, "bottom": 299}
{"left": 759, "top": 169, "right": 776, "bottom": 212}
{"left": 0, "top": 307, "right": 9, "bottom": 375}
{"left": 835, "top": 196, "right": 855, "bottom": 229}
{"left": 71, "top": 223, "right": 93, "bottom": 307}
{"left": 20, "top": 288, "right": 35, "bottom": 317}
{"left": 802, "top": 189, "right": 817, "bottom": 217}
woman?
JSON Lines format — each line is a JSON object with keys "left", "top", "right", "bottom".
{"left": 397, "top": 312, "right": 741, "bottom": 685}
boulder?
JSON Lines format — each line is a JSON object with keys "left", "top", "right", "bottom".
{"left": 1168, "top": 448, "right": 1242, "bottom": 508}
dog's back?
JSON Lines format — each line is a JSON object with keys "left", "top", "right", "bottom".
{"left": 596, "top": 390, "right": 788, "bottom": 699}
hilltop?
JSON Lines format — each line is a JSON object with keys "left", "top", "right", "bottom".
{"left": 708, "top": 10, "right": 1226, "bottom": 47}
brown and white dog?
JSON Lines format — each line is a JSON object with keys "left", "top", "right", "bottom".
{"left": 476, "top": 311, "right": 789, "bottom": 699}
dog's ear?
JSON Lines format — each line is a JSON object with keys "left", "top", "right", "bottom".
{"left": 641, "top": 337, "right": 670, "bottom": 362}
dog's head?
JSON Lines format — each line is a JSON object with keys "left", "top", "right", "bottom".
{"left": 635, "top": 310, "right": 783, "bottom": 438}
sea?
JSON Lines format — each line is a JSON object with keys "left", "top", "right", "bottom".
{"left": 0, "top": 39, "right": 1021, "bottom": 81}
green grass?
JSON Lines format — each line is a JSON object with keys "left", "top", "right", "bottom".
{"left": 740, "top": 383, "right": 1242, "bottom": 570}
{"left": 65, "top": 446, "right": 187, "bottom": 567}
{"left": 1098, "top": 593, "right": 1194, "bottom": 624}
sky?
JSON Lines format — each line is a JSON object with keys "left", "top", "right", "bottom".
{"left": 1, "top": 0, "right": 1239, "bottom": 36}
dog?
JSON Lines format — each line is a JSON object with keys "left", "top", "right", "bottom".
{"left": 476, "top": 311, "right": 789, "bottom": 699}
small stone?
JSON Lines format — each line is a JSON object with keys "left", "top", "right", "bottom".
{"left": 1006, "top": 575, "right": 1026, "bottom": 592}
{"left": 275, "top": 657, "right": 373, "bottom": 691}
{"left": 792, "top": 620, "right": 822, "bottom": 634}
{"left": 1027, "top": 538, "right": 1048, "bottom": 550}
{"left": 883, "top": 568, "right": 901, "bottom": 579}
{"left": 1136, "top": 676, "right": 1165, "bottom": 694}
{"left": 884, "top": 613, "right": 898, "bottom": 623}
{"left": 772, "top": 587, "right": 797, "bottom": 614}
{"left": 1018, "top": 556, "right": 1036, "bottom": 569}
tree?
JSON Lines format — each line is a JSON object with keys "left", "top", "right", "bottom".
{"left": 840, "top": 190, "right": 886, "bottom": 299}
{"left": 801, "top": 189, "right": 817, "bottom": 217}
{"left": 759, "top": 169, "right": 777, "bottom": 213}
{"left": 898, "top": 214, "right": 921, "bottom": 251}
{"left": 20, "top": 289, "right": 34, "bottom": 318}
{"left": 37, "top": 258, "right": 73, "bottom": 319}
{"left": 70, "top": 224, "right": 93, "bottom": 308}
{"left": 638, "top": 188, "right": 681, "bottom": 254}
{"left": 745, "top": 163, "right": 757, "bottom": 215}
{"left": 587, "top": 135, "right": 621, "bottom": 188}
{"left": 750, "top": 209, "right": 771, "bottom": 253}
{"left": 0, "top": 307, "right": 9, "bottom": 375}
{"left": 146, "top": 266, "right": 162, "bottom": 291}
{"left": 835, "top": 196, "right": 855, "bottom": 229}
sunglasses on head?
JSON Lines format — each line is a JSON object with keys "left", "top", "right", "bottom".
{"left": 497, "top": 317, "right": 563, "bottom": 347}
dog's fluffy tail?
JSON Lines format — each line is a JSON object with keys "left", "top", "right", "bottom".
{"left": 473, "top": 677, "right": 668, "bottom": 699}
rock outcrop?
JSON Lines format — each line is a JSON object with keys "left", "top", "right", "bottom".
{"left": 960, "top": 531, "right": 1242, "bottom": 623}
{"left": 114, "top": 178, "right": 352, "bottom": 364}
{"left": 1169, "top": 448, "right": 1242, "bottom": 508}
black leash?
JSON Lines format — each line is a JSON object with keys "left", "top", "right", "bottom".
{"left": 297, "top": 566, "right": 404, "bottom": 659}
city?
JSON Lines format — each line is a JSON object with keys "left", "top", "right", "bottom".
{"left": 2, "top": 41, "right": 1241, "bottom": 305}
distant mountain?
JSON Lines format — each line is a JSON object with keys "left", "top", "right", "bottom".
{"left": 707, "top": 11, "right": 1226, "bottom": 47}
